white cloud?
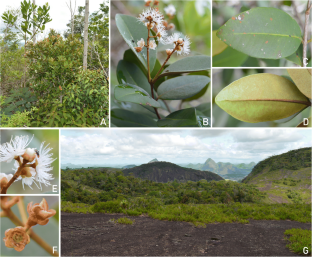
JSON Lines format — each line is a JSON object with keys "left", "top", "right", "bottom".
{"left": 61, "top": 129, "right": 311, "bottom": 166}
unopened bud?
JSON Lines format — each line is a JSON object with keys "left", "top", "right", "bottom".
{"left": 168, "top": 23, "right": 175, "bottom": 30}
{"left": 166, "top": 49, "right": 173, "bottom": 55}
{"left": 177, "top": 38, "right": 184, "bottom": 44}
{"left": 135, "top": 47, "right": 143, "bottom": 53}
{"left": 22, "top": 148, "right": 36, "bottom": 162}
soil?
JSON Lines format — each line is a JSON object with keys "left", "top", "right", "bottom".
{"left": 61, "top": 212, "right": 310, "bottom": 256}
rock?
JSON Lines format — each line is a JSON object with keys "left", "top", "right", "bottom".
{"left": 211, "top": 237, "right": 220, "bottom": 240}
{"left": 185, "top": 234, "right": 192, "bottom": 237}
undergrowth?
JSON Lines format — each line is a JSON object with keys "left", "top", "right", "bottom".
{"left": 284, "top": 228, "right": 311, "bottom": 255}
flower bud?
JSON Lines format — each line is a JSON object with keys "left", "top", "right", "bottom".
{"left": 177, "top": 38, "right": 184, "bottom": 44}
{"left": 134, "top": 47, "right": 143, "bottom": 53}
{"left": 26, "top": 198, "right": 56, "bottom": 228}
{"left": 3, "top": 227, "right": 30, "bottom": 252}
{"left": 0, "top": 173, "right": 13, "bottom": 188}
{"left": 22, "top": 148, "right": 36, "bottom": 162}
{"left": 168, "top": 23, "right": 175, "bottom": 30}
{"left": 166, "top": 49, "right": 173, "bottom": 55}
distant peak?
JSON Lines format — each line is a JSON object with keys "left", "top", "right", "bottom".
{"left": 148, "top": 158, "right": 159, "bottom": 163}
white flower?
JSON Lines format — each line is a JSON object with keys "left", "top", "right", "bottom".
{"left": 137, "top": 38, "right": 145, "bottom": 48}
{"left": 13, "top": 160, "right": 38, "bottom": 190}
{"left": 0, "top": 173, "right": 13, "bottom": 188}
{"left": 149, "top": 40, "right": 157, "bottom": 50}
{"left": 164, "top": 33, "right": 191, "bottom": 55}
{"left": 0, "top": 135, "right": 34, "bottom": 163}
{"left": 138, "top": 8, "right": 165, "bottom": 30}
{"left": 164, "top": 4, "right": 176, "bottom": 16}
{"left": 34, "top": 142, "right": 56, "bottom": 189}
{"left": 156, "top": 25, "right": 167, "bottom": 43}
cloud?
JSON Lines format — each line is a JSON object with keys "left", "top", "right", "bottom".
{"left": 60, "top": 129, "right": 311, "bottom": 166}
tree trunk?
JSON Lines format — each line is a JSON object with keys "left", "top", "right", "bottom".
{"left": 33, "top": 0, "right": 36, "bottom": 44}
{"left": 83, "top": 0, "right": 89, "bottom": 70}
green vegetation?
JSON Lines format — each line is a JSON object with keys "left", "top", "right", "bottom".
{"left": 284, "top": 228, "right": 311, "bottom": 255}
{"left": 243, "top": 148, "right": 311, "bottom": 183}
{"left": 61, "top": 167, "right": 311, "bottom": 224}
{"left": 117, "top": 217, "right": 134, "bottom": 225}
{"left": 62, "top": 168, "right": 265, "bottom": 205}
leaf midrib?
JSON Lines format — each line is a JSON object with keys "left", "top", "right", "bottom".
{"left": 231, "top": 32, "right": 302, "bottom": 40}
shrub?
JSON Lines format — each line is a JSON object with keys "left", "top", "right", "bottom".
{"left": 91, "top": 200, "right": 122, "bottom": 213}
{"left": 284, "top": 228, "right": 311, "bottom": 255}
{"left": 117, "top": 217, "right": 134, "bottom": 225}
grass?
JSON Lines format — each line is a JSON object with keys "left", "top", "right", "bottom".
{"left": 284, "top": 228, "right": 311, "bottom": 255}
{"left": 61, "top": 201, "right": 93, "bottom": 214}
{"left": 62, "top": 201, "right": 311, "bottom": 224}
{"left": 117, "top": 217, "right": 134, "bottom": 225}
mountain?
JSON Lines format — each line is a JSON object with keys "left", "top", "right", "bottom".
{"left": 122, "top": 165, "right": 137, "bottom": 169}
{"left": 122, "top": 161, "right": 224, "bottom": 183}
{"left": 148, "top": 158, "right": 159, "bottom": 163}
{"left": 243, "top": 147, "right": 311, "bottom": 203}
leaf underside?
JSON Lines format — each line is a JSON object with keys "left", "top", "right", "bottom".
{"left": 217, "top": 7, "right": 302, "bottom": 59}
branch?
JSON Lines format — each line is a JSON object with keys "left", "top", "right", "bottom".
{"left": 303, "top": 0, "right": 312, "bottom": 67}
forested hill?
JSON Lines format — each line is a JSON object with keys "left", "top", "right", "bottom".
{"left": 242, "top": 147, "right": 311, "bottom": 184}
{"left": 122, "top": 161, "right": 224, "bottom": 182}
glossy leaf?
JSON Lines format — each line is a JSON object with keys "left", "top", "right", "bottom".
{"left": 114, "top": 84, "right": 161, "bottom": 108}
{"left": 215, "top": 73, "right": 309, "bottom": 123}
{"left": 157, "top": 75, "right": 210, "bottom": 100}
{"left": 115, "top": 14, "right": 156, "bottom": 71}
{"left": 117, "top": 60, "right": 153, "bottom": 96}
{"left": 287, "top": 69, "right": 312, "bottom": 99}
{"left": 157, "top": 108, "right": 203, "bottom": 127}
{"left": 111, "top": 109, "right": 157, "bottom": 127}
{"left": 158, "top": 56, "right": 210, "bottom": 79}
{"left": 213, "top": 46, "right": 248, "bottom": 67}
{"left": 212, "top": 30, "right": 227, "bottom": 56}
{"left": 217, "top": 8, "right": 302, "bottom": 59}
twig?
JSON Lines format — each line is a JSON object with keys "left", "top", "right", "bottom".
{"left": 292, "top": 1, "right": 304, "bottom": 30}
{"left": 303, "top": 0, "right": 312, "bottom": 67}
{"left": 17, "top": 197, "right": 28, "bottom": 224}
{"left": 1, "top": 157, "right": 27, "bottom": 194}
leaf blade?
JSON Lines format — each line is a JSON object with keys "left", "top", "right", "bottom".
{"left": 217, "top": 7, "right": 302, "bottom": 59}
{"left": 157, "top": 75, "right": 210, "bottom": 100}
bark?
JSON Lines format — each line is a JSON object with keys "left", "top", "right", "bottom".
{"left": 33, "top": 0, "right": 36, "bottom": 44}
{"left": 83, "top": 0, "right": 89, "bottom": 70}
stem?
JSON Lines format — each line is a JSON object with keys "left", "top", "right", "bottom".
{"left": 1, "top": 158, "right": 28, "bottom": 194}
{"left": 303, "top": 0, "right": 312, "bottom": 67}
{"left": 17, "top": 197, "right": 28, "bottom": 224}
{"left": 147, "top": 28, "right": 151, "bottom": 82}
{"left": 1, "top": 197, "right": 59, "bottom": 256}
{"left": 152, "top": 47, "right": 178, "bottom": 84}
{"left": 163, "top": 100, "right": 172, "bottom": 113}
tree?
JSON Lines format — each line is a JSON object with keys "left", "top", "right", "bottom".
{"left": 83, "top": 0, "right": 89, "bottom": 70}
{"left": 66, "top": 0, "right": 77, "bottom": 37}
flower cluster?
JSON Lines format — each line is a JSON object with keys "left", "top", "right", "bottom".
{"left": 165, "top": 33, "right": 191, "bottom": 55}
{"left": 2, "top": 197, "right": 56, "bottom": 252}
{"left": 137, "top": 7, "right": 190, "bottom": 55}
{"left": 0, "top": 135, "right": 56, "bottom": 191}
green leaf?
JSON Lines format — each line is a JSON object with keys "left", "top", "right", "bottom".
{"left": 213, "top": 46, "right": 248, "bottom": 67}
{"left": 285, "top": 44, "right": 303, "bottom": 66}
{"left": 115, "top": 14, "right": 156, "bottom": 71}
{"left": 217, "top": 7, "right": 302, "bottom": 59}
{"left": 116, "top": 60, "right": 153, "bottom": 96}
{"left": 287, "top": 69, "right": 311, "bottom": 99}
{"left": 158, "top": 56, "right": 210, "bottom": 79}
{"left": 196, "top": 103, "right": 211, "bottom": 117}
{"left": 157, "top": 108, "right": 203, "bottom": 127}
{"left": 111, "top": 109, "right": 157, "bottom": 127}
{"left": 114, "top": 84, "right": 161, "bottom": 108}
{"left": 157, "top": 75, "right": 210, "bottom": 100}
{"left": 215, "top": 73, "right": 309, "bottom": 123}
{"left": 212, "top": 30, "right": 227, "bottom": 56}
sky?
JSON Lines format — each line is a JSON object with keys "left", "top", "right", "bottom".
{"left": 0, "top": 0, "right": 106, "bottom": 40}
{"left": 61, "top": 129, "right": 312, "bottom": 166}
